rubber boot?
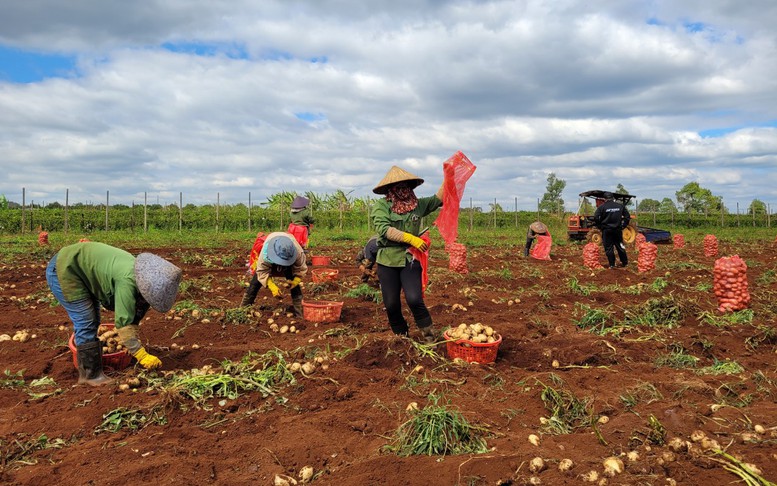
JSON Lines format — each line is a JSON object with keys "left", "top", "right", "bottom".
{"left": 419, "top": 325, "right": 437, "bottom": 344}
{"left": 76, "top": 341, "right": 114, "bottom": 387}
{"left": 241, "top": 277, "right": 261, "bottom": 307}
{"left": 292, "top": 295, "right": 304, "bottom": 318}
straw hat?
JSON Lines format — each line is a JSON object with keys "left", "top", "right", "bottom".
{"left": 372, "top": 166, "right": 424, "bottom": 195}
{"left": 530, "top": 221, "right": 548, "bottom": 234}
{"left": 291, "top": 196, "right": 309, "bottom": 209}
{"left": 135, "top": 253, "right": 183, "bottom": 313}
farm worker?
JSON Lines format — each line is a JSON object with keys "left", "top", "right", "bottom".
{"left": 355, "top": 235, "right": 379, "bottom": 283}
{"left": 287, "top": 195, "right": 315, "bottom": 251}
{"left": 593, "top": 191, "right": 631, "bottom": 268}
{"left": 371, "top": 165, "right": 443, "bottom": 343}
{"left": 240, "top": 232, "right": 307, "bottom": 317}
{"left": 45, "top": 242, "right": 182, "bottom": 385}
{"left": 524, "top": 221, "right": 549, "bottom": 257}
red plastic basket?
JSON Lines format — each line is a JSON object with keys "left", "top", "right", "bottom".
{"left": 310, "top": 255, "right": 331, "bottom": 266}
{"left": 311, "top": 268, "right": 339, "bottom": 283}
{"left": 443, "top": 330, "right": 502, "bottom": 364}
{"left": 68, "top": 323, "right": 132, "bottom": 370}
{"left": 302, "top": 300, "right": 344, "bottom": 323}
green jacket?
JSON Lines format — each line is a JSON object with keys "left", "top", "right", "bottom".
{"left": 290, "top": 207, "right": 315, "bottom": 227}
{"left": 55, "top": 242, "right": 142, "bottom": 328}
{"left": 371, "top": 195, "right": 442, "bottom": 267}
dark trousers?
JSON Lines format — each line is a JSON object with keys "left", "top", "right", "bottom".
{"left": 524, "top": 237, "right": 534, "bottom": 256}
{"left": 377, "top": 260, "right": 432, "bottom": 335}
{"left": 602, "top": 228, "right": 628, "bottom": 267}
{"left": 243, "top": 267, "right": 302, "bottom": 305}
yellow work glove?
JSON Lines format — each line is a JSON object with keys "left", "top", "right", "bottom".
{"left": 401, "top": 232, "right": 429, "bottom": 252}
{"left": 133, "top": 347, "right": 162, "bottom": 369}
{"left": 290, "top": 277, "right": 303, "bottom": 289}
{"left": 266, "top": 277, "right": 281, "bottom": 297}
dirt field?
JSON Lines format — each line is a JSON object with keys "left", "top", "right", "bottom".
{"left": 1, "top": 236, "right": 776, "bottom": 485}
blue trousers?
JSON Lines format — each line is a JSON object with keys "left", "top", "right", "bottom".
{"left": 46, "top": 255, "right": 101, "bottom": 346}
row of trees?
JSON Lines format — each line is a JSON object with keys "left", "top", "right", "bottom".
{"left": 535, "top": 175, "right": 769, "bottom": 215}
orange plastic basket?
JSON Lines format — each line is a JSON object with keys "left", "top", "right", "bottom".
{"left": 310, "top": 255, "right": 331, "bottom": 266}
{"left": 311, "top": 268, "right": 339, "bottom": 283}
{"left": 443, "top": 330, "right": 502, "bottom": 364}
{"left": 68, "top": 323, "right": 132, "bottom": 370}
{"left": 302, "top": 300, "right": 344, "bottom": 323}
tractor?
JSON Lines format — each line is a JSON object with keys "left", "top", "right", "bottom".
{"left": 567, "top": 190, "right": 671, "bottom": 245}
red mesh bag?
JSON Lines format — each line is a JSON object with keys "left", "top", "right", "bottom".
{"left": 583, "top": 242, "right": 603, "bottom": 269}
{"left": 673, "top": 234, "right": 685, "bottom": 249}
{"left": 637, "top": 242, "right": 658, "bottom": 272}
{"left": 38, "top": 231, "right": 49, "bottom": 246}
{"left": 714, "top": 255, "right": 750, "bottom": 312}
{"left": 287, "top": 223, "right": 308, "bottom": 247}
{"left": 635, "top": 233, "right": 647, "bottom": 249}
{"left": 703, "top": 234, "right": 718, "bottom": 257}
{"left": 433, "top": 151, "right": 476, "bottom": 273}
{"left": 247, "top": 232, "right": 267, "bottom": 275}
{"left": 530, "top": 232, "right": 552, "bottom": 261}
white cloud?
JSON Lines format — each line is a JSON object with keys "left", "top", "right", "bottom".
{"left": 0, "top": 0, "right": 776, "bottom": 212}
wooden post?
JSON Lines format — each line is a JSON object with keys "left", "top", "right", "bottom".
{"left": 215, "top": 193, "right": 219, "bottom": 232}
{"left": 143, "top": 192, "right": 148, "bottom": 233}
{"left": 179, "top": 192, "right": 183, "bottom": 233}
{"left": 514, "top": 197, "right": 518, "bottom": 227}
{"left": 339, "top": 203, "right": 343, "bottom": 230}
{"left": 493, "top": 198, "right": 497, "bottom": 228}
{"left": 466, "top": 197, "right": 471, "bottom": 231}
{"left": 537, "top": 198, "right": 540, "bottom": 221}
{"left": 21, "top": 188, "right": 25, "bottom": 234}
{"left": 64, "top": 189, "right": 69, "bottom": 233}
{"left": 131, "top": 201, "right": 135, "bottom": 232}
{"left": 752, "top": 203, "right": 756, "bottom": 227}
{"left": 248, "top": 192, "right": 252, "bottom": 232}
{"left": 105, "top": 190, "right": 109, "bottom": 231}
{"left": 736, "top": 202, "right": 740, "bottom": 227}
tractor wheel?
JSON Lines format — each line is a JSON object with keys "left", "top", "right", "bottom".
{"left": 622, "top": 225, "right": 637, "bottom": 244}
{"left": 586, "top": 229, "right": 602, "bottom": 245}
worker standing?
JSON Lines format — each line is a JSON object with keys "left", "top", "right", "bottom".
{"left": 287, "top": 195, "right": 315, "bottom": 253}
{"left": 593, "top": 192, "right": 630, "bottom": 268}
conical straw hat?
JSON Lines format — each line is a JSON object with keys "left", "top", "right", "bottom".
{"left": 373, "top": 166, "right": 424, "bottom": 195}
{"left": 530, "top": 221, "right": 548, "bottom": 233}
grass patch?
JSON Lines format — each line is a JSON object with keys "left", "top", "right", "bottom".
{"left": 537, "top": 374, "right": 593, "bottom": 434}
{"left": 573, "top": 304, "right": 616, "bottom": 335}
{"left": 0, "top": 434, "right": 69, "bottom": 470}
{"left": 620, "top": 382, "right": 663, "bottom": 410}
{"left": 95, "top": 406, "right": 167, "bottom": 434}
{"left": 344, "top": 284, "right": 382, "bottom": 303}
{"left": 383, "top": 393, "right": 489, "bottom": 456}
{"left": 654, "top": 344, "right": 699, "bottom": 369}
{"left": 567, "top": 277, "right": 596, "bottom": 296}
{"left": 698, "top": 309, "right": 754, "bottom": 327}
{"left": 223, "top": 306, "right": 255, "bottom": 325}
{"left": 622, "top": 295, "right": 683, "bottom": 329}
{"left": 0, "top": 369, "right": 25, "bottom": 388}
{"left": 697, "top": 359, "right": 744, "bottom": 376}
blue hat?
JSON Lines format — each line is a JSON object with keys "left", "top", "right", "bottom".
{"left": 265, "top": 235, "right": 297, "bottom": 266}
{"left": 291, "top": 196, "right": 310, "bottom": 209}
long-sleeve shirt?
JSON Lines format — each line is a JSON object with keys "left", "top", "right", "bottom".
{"left": 289, "top": 207, "right": 315, "bottom": 227}
{"left": 594, "top": 200, "right": 631, "bottom": 230}
{"left": 255, "top": 232, "right": 308, "bottom": 287}
{"left": 371, "top": 195, "right": 442, "bottom": 267}
{"left": 55, "top": 242, "right": 143, "bottom": 328}
{"left": 356, "top": 236, "right": 379, "bottom": 269}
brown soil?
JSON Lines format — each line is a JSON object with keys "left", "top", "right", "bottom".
{"left": 1, "top": 238, "right": 776, "bottom": 485}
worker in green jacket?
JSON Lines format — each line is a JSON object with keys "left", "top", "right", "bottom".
{"left": 371, "top": 166, "right": 443, "bottom": 343}
{"left": 46, "top": 242, "right": 182, "bottom": 386}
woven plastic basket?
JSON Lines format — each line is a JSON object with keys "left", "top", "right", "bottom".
{"left": 443, "top": 330, "right": 502, "bottom": 364}
{"left": 311, "top": 268, "right": 339, "bottom": 283}
{"left": 68, "top": 323, "right": 132, "bottom": 370}
{"left": 310, "top": 255, "right": 331, "bottom": 266}
{"left": 302, "top": 300, "right": 344, "bottom": 323}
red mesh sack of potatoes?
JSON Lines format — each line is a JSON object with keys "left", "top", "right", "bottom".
{"left": 447, "top": 242, "right": 468, "bottom": 274}
{"left": 635, "top": 233, "right": 646, "bottom": 249}
{"left": 637, "top": 242, "right": 658, "bottom": 272}
{"left": 583, "top": 242, "right": 603, "bottom": 269}
{"left": 673, "top": 234, "right": 685, "bottom": 249}
{"left": 703, "top": 234, "right": 718, "bottom": 257}
{"left": 713, "top": 255, "right": 750, "bottom": 312}
{"left": 38, "top": 231, "right": 49, "bottom": 246}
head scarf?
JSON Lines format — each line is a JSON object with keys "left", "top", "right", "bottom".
{"left": 385, "top": 184, "right": 418, "bottom": 214}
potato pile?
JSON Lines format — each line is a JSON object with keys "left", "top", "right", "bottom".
{"left": 97, "top": 325, "right": 127, "bottom": 355}
{"left": 287, "top": 355, "right": 330, "bottom": 375}
{"left": 446, "top": 322, "right": 499, "bottom": 344}
{"left": 637, "top": 242, "right": 657, "bottom": 273}
{"left": 703, "top": 234, "right": 718, "bottom": 257}
{"left": 673, "top": 234, "right": 685, "bottom": 249}
{"left": 635, "top": 233, "right": 646, "bottom": 247}
{"left": 446, "top": 242, "right": 468, "bottom": 274}
{"left": 713, "top": 255, "right": 750, "bottom": 312}
{"left": 582, "top": 242, "right": 603, "bottom": 269}
{"left": 312, "top": 269, "right": 338, "bottom": 282}
{"left": 37, "top": 231, "right": 49, "bottom": 246}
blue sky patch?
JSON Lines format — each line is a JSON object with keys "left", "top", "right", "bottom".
{"left": 161, "top": 41, "right": 249, "bottom": 59}
{"left": 295, "top": 112, "right": 326, "bottom": 122}
{"left": 699, "top": 120, "right": 777, "bottom": 138}
{"left": 0, "top": 45, "right": 77, "bottom": 83}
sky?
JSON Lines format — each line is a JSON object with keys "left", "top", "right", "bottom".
{"left": 1, "top": 0, "right": 776, "bottom": 212}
